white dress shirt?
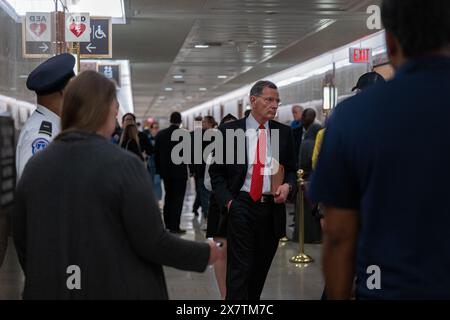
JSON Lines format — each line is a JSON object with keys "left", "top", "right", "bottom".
{"left": 240, "top": 113, "right": 272, "bottom": 194}
{"left": 16, "top": 104, "right": 60, "bottom": 180}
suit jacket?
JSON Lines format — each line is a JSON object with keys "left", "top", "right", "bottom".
{"left": 292, "top": 125, "right": 303, "bottom": 167}
{"left": 299, "top": 123, "right": 322, "bottom": 179}
{"left": 13, "top": 130, "right": 209, "bottom": 299}
{"left": 121, "top": 138, "right": 144, "bottom": 161}
{"left": 138, "top": 131, "right": 154, "bottom": 157}
{"left": 154, "top": 124, "right": 188, "bottom": 180}
{"left": 209, "top": 118, "right": 297, "bottom": 237}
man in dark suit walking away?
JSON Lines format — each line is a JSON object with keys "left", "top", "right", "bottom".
{"left": 210, "top": 80, "right": 297, "bottom": 300}
{"left": 155, "top": 112, "right": 188, "bottom": 233}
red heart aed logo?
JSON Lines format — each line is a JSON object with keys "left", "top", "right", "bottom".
{"left": 69, "top": 22, "right": 86, "bottom": 38}
{"left": 30, "top": 23, "right": 47, "bottom": 37}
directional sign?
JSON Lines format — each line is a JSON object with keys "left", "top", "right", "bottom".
{"left": 80, "top": 17, "right": 112, "bottom": 58}
{"left": 98, "top": 64, "right": 120, "bottom": 87}
{"left": 26, "top": 12, "right": 51, "bottom": 42}
{"left": 65, "top": 13, "right": 90, "bottom": 42}
{"left": 22, "top": 15, "right": 53, "bottom": 58}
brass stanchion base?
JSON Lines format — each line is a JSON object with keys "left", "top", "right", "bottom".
{"left": 290, "top": 253, "right": 314, "bottom": 264}
{"left": 279, "top": 236, "right": 290, "bottom": 242}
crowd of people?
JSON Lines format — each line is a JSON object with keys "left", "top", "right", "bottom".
{"left": 4, "top": 0, "right": 450, "bottom": 300}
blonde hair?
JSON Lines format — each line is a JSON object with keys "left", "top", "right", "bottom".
{"left": 61, "top": 70, "right": 116, "bottom": 132}
{"left": 119, "top": 124, "right": 140, "bottom": 148}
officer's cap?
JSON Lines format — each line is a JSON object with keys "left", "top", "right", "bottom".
{"left": 352, "top": 72, "right": 386, "bottom": 92}
{"left": 26, "top": 53, "right": 76, "bottom": 95}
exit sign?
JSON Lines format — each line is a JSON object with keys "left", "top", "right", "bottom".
{"left": 349, "top": 48, "right": 372, "bottom": 64}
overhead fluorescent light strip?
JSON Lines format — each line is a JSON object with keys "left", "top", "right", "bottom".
{"left": 5, "top": 0, "right": 125, "bottom": 22}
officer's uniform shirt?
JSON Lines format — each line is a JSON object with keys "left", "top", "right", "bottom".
{"left": 16, "top": 53, "right": 75, "bottom": 181}
{"left": 16, "top": 104, "right": 60, "bottom": 180}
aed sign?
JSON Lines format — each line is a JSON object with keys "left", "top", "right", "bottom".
{"left": 349, "top": 48, "right": 372, "bottom": 64}
{"left": 26, "top": 12, "right": 51, "bottom": 42}
{"left": 65, "top": 13, "right": 90, "bottom": 42}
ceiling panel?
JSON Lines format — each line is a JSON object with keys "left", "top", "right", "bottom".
{"left": 119, "top": 0, "right": 379, "bottom": 119}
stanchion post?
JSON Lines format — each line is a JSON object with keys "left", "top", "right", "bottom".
{"left": 290, "top": 169, "right": 314, "bottom": 264}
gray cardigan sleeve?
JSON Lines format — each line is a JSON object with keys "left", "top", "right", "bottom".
{"left": 119, "top": 157, "right": 210, "bottom": 272}
{"left": 12, "top": 177, "right": 27, "bottom": 273}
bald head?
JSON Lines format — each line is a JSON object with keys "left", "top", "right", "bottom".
{"left": 302, "top": 108, "right": 316, "bottom": 129}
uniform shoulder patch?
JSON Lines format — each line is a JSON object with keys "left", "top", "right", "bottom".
{"left": 31, "top": 137, "right": 50, "bottom": 155}
{"left": 39, "top": 121, "right": 53, "bottom": 137}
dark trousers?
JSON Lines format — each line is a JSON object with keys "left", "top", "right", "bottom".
{"left": 193, "top": 176, "right": 201, "bottom": 211}
{"left": 226, "top": 192, "right": 279, "bottom": 300}
{"left": 195, "top": 175, "right": 210, "bottom": 218}
{"left": 162, "top": 178, "right": 187, "bottom": 231}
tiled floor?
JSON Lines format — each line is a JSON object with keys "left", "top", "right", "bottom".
{"left": 0, "top": 179, "right": 324, "bottom": 300}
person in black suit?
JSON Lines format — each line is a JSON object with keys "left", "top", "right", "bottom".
{"left": 154, "top": 112, "right": 188, "bottom": 233}
{"left": 209, "top": 80, "right": 297, "bottom": 300}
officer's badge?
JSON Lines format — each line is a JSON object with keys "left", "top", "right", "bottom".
{"left": 39, "top": 121, "right": 52, "bottom": 137}
{"left": 31, "top": 137, "right": 50, "bottom": 155}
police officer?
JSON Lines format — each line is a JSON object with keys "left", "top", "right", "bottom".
{"left": 351, "top": 71, "right": 386, "bottom": 93}
{"left": 16, "top": 53, "right": 75, "bottom": 180}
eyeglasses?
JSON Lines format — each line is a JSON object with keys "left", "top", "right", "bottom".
{"left": 255, "top": 95, "right": 281, "bottom": 106}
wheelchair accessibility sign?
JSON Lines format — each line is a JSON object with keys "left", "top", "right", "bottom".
{"left": 80, "top": 17, "right": 112, "bottom": 58}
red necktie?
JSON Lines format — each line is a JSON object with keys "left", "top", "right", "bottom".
{"left": 249, "top": 124, "right": 266, "bottom": 202}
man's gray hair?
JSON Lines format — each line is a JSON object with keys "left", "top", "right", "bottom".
{"left": 249, "top": 80, "right": 277, "bottom": 97}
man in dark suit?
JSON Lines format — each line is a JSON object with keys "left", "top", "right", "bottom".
{"left": 297, "top": 108, "right": 322, "bottom": 243}
{"left": 190, "top": 116, "right": 216, "bottom": 228}
{"left": 291, "top": 108, "right": 322, "bottom": 242}
{"left": 209, "top": 80, "right": 297, "bottom": 300}
{"left": 298, "top": 108, "right": 322, "bottom": 178}
{"left": 155, "top": 112, "right": 188, "bottom": 233}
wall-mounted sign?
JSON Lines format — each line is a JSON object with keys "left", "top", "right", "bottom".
{"left": 22, "top": 13, "right": 53, "bottom": 58}
{"left": 97, "top": 64, "right": 121, "bottom": 87}
{"left": 80, "top": 17, "right": 112, "bottom": 58}
{"left": 26, "top": 12, "right": 51, "bottom": 42}
{"left": 65, "top": 13, "right": 90, "bottom": 42}
{"left": 80, "top": 61, "right": 98, "bottom": 72}
{"left": 349, "top": 48, "right": 372, "bottom": 64}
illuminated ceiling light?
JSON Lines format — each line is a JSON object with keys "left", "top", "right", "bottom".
{"left": 5, "top": 0, "right": 126, "bottom": 23}
{"left": 195, "top": 44, "right": 209, "bottom": 49}
{"left": 217, "top": 75, "right": 228, "bottom": 79}
{"left": 164, "top": 87, "right": 173, "bottom": 91}
{"left": 173, "top": 75, "right": 183, "bottom": 79}
{"left": 199, "top": 88, "right": 207, "bottom": 91}
{"left": 263, "top": 45, "right": 277, "bottom": 49}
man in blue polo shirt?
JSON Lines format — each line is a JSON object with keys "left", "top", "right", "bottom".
{"left": 309, "top": 0, "right": 450, "bottom": 299}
